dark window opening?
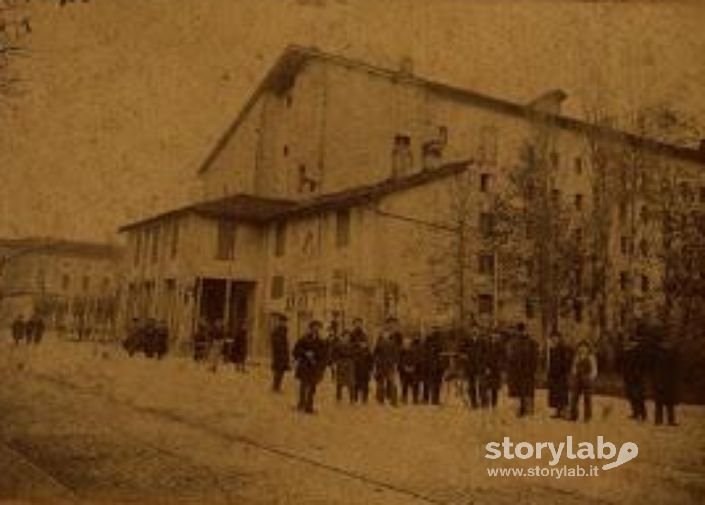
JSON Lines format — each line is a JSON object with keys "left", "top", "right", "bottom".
{"left": 480, "top": 173, "right": 492, "bottom": 193}
{"left": 478, "top": 254, "right": 495, "bottom": 274}
{"left": 478, "top": 294, "right": 494, "bottom": 316}
{"left": 274, "top": 222, "right": 286, "bottom": 257}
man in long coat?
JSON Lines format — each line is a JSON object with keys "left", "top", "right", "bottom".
{"left": 547, "top": 331, "right": 573, "bottom": 418}
{"left": 11, "top": 315, "right": 26, "bottom": 345}
{"left": 650, "top": 334, "right": 680, "bottom": 426}
{"left": 421, "top": 326, "right": 445, "bottom": 405}
{"left": 622, "top": 332, "right": 648, "bottom": 422}
{"left": 508, "top": 323, "right": 538, "bottom": 417}
{"left": 373, "top": 322, "right": 401, "bottom": 406}
{"left": 292, "top": 320, "right": 328, "bottom": 414}
{"left": 270, "top": 314, "right": 290, "bottom": 392}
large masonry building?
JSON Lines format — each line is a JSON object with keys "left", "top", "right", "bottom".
{"left": 120, "top": 46, "right": 705, "bottom": 354}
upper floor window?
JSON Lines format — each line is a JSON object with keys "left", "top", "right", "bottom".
{"left": 574, "top": 193, "right": 584, "bottom": 211}
{"left": 216, "top": 218, "right": 237, "bottom": 260}
{"left": 480, "top": 173, "right": 492, "bottom": 193}
{"left": 82, "top": 276, "right": 90, "bottom": 292}
{"left": 479, "top": 212, "right": 495, "bottom": 238}
{"left": 700, "top": 186, "right": 705, "bottom": 204}
{"left": 550, "top": 150, "right": 559, "bottom": 168}
{"left": 62, "top": 274, "right": 70, "bottom": 291}
{"left": 478, "top": 294, "right": 494, "bottom": 316}
{"left": 336, "top": 209, "right": 351, "bottom": 248}
{"left": 274, "top": 222, "right": 286, "bottom": 257}
{"left": 478, "top": 254, "right": 495, "bottom": 275}
{"left": 574, "top": 156, "right": 583, "bottom": 175}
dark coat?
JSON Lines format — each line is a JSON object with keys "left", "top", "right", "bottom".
{"left": 232, "top": 328, "right": 248, "bottom": 364}
{"left": 650, "top": 342, "right": 680, "bottom": 405}
{"left": 484, "top": 340, "right": 505, "bottom": 389}
{"left": 350, "top": 327, "right": 368, "bottom": 345}
{"left": 399, "top": 341, "right": 422, "bottom": 381}
{"left": 422, "top": 331, "right": 445, "bottom": 381}
{"left": 508, "top": 334, "right": 538, "bottom": 397}
{"left": 354, "top": 344, "right": 374, "bottom": 384}
{"left": 270, "top": 326, "right": 290, "bottom": 372}
{"left": 292, "top": 333, "right": 328, "bottom": 382}
{"left": 11, "top": 319, "right": 25, "bottom": 341}
{"left": 548, "top": 343, "right": 573, "bottom": 408}
{"left": 460, "top": 336, "right": 488, "bottom": 377}
{"left": 373, "top": 336, "right": 400, "bottom": 377}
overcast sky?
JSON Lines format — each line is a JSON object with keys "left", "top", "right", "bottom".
{"left": 1, "top": 0, "right": 703, "bottom": 242}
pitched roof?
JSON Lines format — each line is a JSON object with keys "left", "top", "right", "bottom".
{"left": 196, "top": 45, "right": 704, "bottom": 177}
{"left": 118, "top": 194, "right": 296, "bottom": 232}
{"left": 0, "top": 237, "right": 122, "bottom": 259}
{"left": 272, "top": 160, "right": 470, "bottom": 219}
{"left": 119, "top": 161, "right": 470, "bottom": 231}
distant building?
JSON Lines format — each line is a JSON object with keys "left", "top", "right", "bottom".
{"left": 0, "top": 238, "right": 123, "bottom": 338}
{"left": 119, "top": 46, "right": 705, "bottom": 354}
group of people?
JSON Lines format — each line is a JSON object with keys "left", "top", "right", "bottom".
{"left": 10, "top": 314, "right": 45, "bottom": 346}
{"left": 192, "top": 318, "right": 248, "bottom": 373}
{"left": 269, "top": 314, "right": 681, "bottom": 424}
{"left": 123, "top": 318, "right": 170, "bottom": 359}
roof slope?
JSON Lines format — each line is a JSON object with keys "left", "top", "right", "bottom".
{"left": 196, "top": 45, "right": 704, "bottom": 176}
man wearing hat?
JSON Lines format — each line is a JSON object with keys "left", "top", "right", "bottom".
{"left": 270, "top": 313, "right": 290, "bottom": 392}
{"left": 292, "top": 319, "right": 328, "bottom": 413}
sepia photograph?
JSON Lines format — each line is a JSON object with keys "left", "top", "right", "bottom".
{"left": 0, "top": 0, "right": 704, "bottom": 503}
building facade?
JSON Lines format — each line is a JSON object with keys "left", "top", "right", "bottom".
{"left": 119, "top": 46, "right": 705, "bottom": 355}
{"left": 0, "top": 238, "right": 123, "bottom": 338}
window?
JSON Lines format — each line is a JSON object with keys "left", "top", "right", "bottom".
{"left": 170, "top": 220, "right": 179, "bottom": 259}
{"left": 480, "top": 173, "right": 492, "bottom": 193}
{"left": 574, "top": 156, "right": 583, "bottom": 175}
{"left": 680, "top": 181, "right": 693, "bottom": 202}
{"left": 550, "top": 151, "right": 559, "bottom": 168}
{"left": 525, "top": 298, "right": 535, "bottom": 320}
{"left": 270, "top": 276, "right": 285, "bottom": 300}
{"left": 216, "top": 218, "right": 237, "bottom": 260}
{"left": 478, "top": 294, "right": 494, "bottom": 316}
{"left": 82, "top": 276, "right": 90, "bottom": 292}
{"left": 641, "top": 275, "right": 650, "bottom": 293}
{"left": 619, "top": 271, "right": 630, "bottom": 291}
{"left": 639, "top": 205, "right": 649, "bottom": 224}
{"left": 551, "top": 188, "right": 561, "bottom": 206}
{"left": 479, "top": 212, "right": 495, "bottom": 238}
{"left": 478, "top": 254, "right": 495, "bottom": 275}
{"left": 574, "top": 300, "right": 584, "bottom": 323}
{"left": 274, "top": 222, "right": 286, "bottom": 257}
{"left": 574, "top": 193, "right": 584, "bottom": 211}
{"left": 639, "top": 239, "right": 649, "bottom": 257}
{"left": 574, "top": 227, "right": 584, "bottom": 245}
{"left": 700, "top": 186, "right": 705, "bottom": 204}
{"left": 62, "top": 274, "right": 70, "bottom": 291}
{"left": 336, "top": 209, "right": 351, "bottom": 248}
{"left": 620, "top": 236, "right": 631, "bottom": 255}
{"left": 151, "top": 227, "right": 160, "bottom": 263}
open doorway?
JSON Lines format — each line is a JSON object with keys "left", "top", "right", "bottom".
{"left": 197, "top": 278, "right": 255, "bottom": 336}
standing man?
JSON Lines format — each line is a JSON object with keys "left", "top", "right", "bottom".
{"left": 32, "top": 315, "right": 45, "bottom": 345}
{"left": 547, "top": 330, "right": 573, "bottom": 419}
{"left": 11, "top": 314, "right": 26, "bottom": 346}
{"left": 460, "top": 326, "right": 484, "bottom": 409}
{"left": 353, "top": 339, "right": 374, "bottom": 404}
{"left": 232, "top": 319, "right": 248, "bottom": 372}
{"left": 482, "top": 330, "right": 505, "bottom": 409}
{"left": 292, "top": 320, "right": 327, "bottom": 414}
{"left": 622, "top": 331, "right": 648, "bottom": 422}
{"left": 508, "top": 323, "right": 538, "bottom": 417}
{"left": 398, "top": 336, "right": 422, "bottom": 404}
{"left": 373, "top": 319, "right": 401, "bottom": 406}
{"left": 270, "top": 314, "right": 290, "bottom": 392}
{"left": 651, "top": 334, "right": 680, "bottom": 426}
{"left": 155, "top": 320, "right": 169, "bottom": 359}
{"left": 208, "top": 319, "right": 226, "bottom": 372}
{"left": 569, "top": 340, "right": 598, "bottom": 422}
{"left": 422, "top": 325, "right": 445, "bottom": 405}
{"left": 350, "top": 317, "right": 368, "bottom": 346}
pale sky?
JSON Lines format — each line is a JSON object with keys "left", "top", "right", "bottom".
{"left": 1, "top": 0, "right": 703, "bottom": 242}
